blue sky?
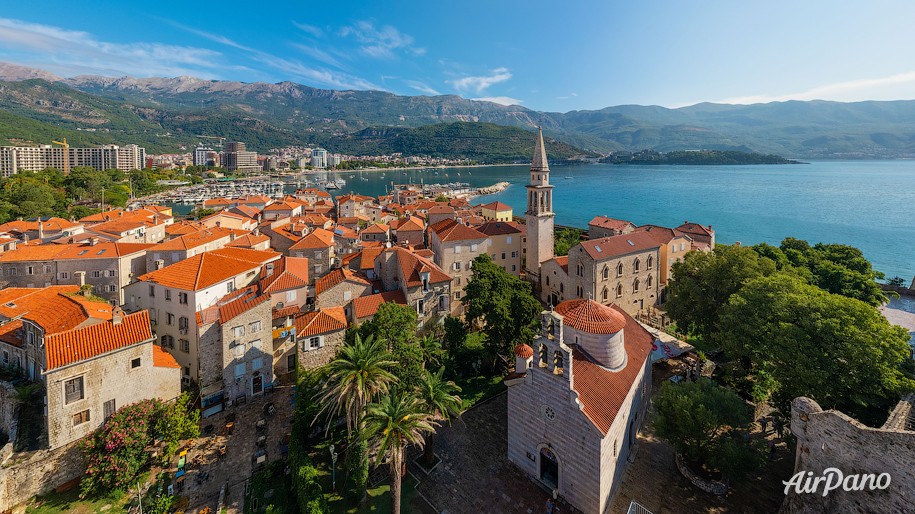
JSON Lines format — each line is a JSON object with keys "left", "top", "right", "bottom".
{"left": 1, "top": 1, "right": 914, "bottom": 111}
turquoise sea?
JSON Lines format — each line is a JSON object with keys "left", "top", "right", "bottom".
{"left": 314, "top": 160, "right": 914, "bottom": 280}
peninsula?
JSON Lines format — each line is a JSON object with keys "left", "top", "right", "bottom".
{"left": 601, "top": 149, "right": 804, "bottom": 165}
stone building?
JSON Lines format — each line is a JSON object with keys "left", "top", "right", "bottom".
{"left": 145, "top": 227, "right": 246, "bottom": 271}
{"left": 199, "top": 211, "right": 259, "bottom": 231}
{"left": 391, "top": 216, "right": 425, "bottom": 246}
{"left": 588, "top": 216, "right": 635, "bottom": 239}
{"left": 374, "top": 247, "right": 451, "bottom": 322}
{"left": 294, "top": 307, "right": 347, "bottom": 370}
{"left": 524, "top": 128, "right": 555, "bottom": 288}
{"left": 0, "top": 217, "right": 84, "bottom": 243}
{"left": 350, "top": 290, "right": 408, "bottom": 324}
{"left": 0, "top": 241, "right": 152, "bottom": 305}
{"left": 478, "top": 220, "right": 525, "bottom": 277}
{"left": 505, "top": 299, "right": 653, "bottom": 514}
{"left": 631, "top": 224, "right": 693, "bottom": 294}
{"left": 781, "top": 396, "right": 915, "bottom": 513}
{"left": 426, "top": 204, "right": 456, "bottom": 227}
{"left": 675, "top": 221, "right": 716, "bottom": 251}
{"left": 541, "top": 232, "right": 661, "bottom": 316}
{"left": 288, "top": 228, "right": 336, "bottom": 285}
{"left": 196, "top": 287, "right": 273, "bottom": 416}
{"left": 0, "top": 286, "right": 180, "bottom": 449}
{"left": 315, "top": 268, "right": 373, "bottom": 318}
{"left": 360, "top": 223, "right": 390, "bottom": 244}
{"left": 258, "top": 256, "right": 310, "bottom": 311}
{"left": 428, "top": 218, "right": 490, "bottom": 315}
{"left": 337, "top": 194, "right": 376, "bottom": 218}
{"left": 123, "top": 247, "right": 280, "bottom": 386}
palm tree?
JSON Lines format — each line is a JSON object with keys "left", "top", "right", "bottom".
{"left": 364, "top": 390, "right": 437, "bottom": 514}
{"left": 313, "top": 334, "right": 398, "bottom": 437}
{"left": 418, "top": 333, "right": 445, "bottom": 369}
{"left": 416, "top": 367, "right": 462, "bottom": 467}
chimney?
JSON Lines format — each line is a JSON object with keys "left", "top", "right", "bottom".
{"left": 112, "top": 307, "right": 124, "bottom": 325}
{"left": 155, "top": 259, "right": 165, "bottom": 270}
{"left": 118, "top": 210, "right": 123, "bottom": 217}
{"left": 76, "top": 271, "right": 86, "bottom": 287}
{"left": 37, "top": 222, "right": 44, "bottom": 240}
{"left": 153, "top": 214, "right": 159, "bottom": 225}
{"left": 229, "top": 231, "right": 236, "bottom": 242}
{"left": 89, "top": 237, "right": 98, "bottom": 246}
{"left": 216, "top": 221, "right": 222, "bottom": 228}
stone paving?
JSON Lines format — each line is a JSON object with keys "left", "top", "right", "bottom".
{"left": 413, "top": 392, "right": 580, "bottom": 514}
{"left": 178, "top": 384, "right": 295, "bottom": 513}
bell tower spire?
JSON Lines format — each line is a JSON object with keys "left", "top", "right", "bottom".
{"left": 524, "top": 127, "right": 555, "bottom": 289}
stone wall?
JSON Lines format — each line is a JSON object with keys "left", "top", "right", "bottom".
{"left": 0, "top": 440, "right": 83, "bottom": 513}
{"left": 297, "top": 329, "right": 345, "bottom": 370}
{"left": 781, "top": 397, "right": 915, "bottom": 513}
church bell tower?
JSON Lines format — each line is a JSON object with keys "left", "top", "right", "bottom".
{"left": 524, "top": 127, "right": 555, "bottom": 288}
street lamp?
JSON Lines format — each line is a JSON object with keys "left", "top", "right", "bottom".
{"left": 330, "top": 444, "right": 338, "bottom": 492}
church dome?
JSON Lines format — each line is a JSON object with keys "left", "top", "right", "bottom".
{"left": 554, "top": 299, "right": 626, "bottom": 335}
{"left": 514, "top": 343, "right": 534, "bottom": 358}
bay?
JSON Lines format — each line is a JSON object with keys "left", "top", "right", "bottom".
{"left": 172, "top": 160, "right": 915, "bottom": 280}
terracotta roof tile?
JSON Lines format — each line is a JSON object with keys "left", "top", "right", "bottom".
{"left": 260, "top": 257, "right": 309, "bottom": 293}
{"left": 226, "top": 233, "right": 271, "bottom": 248}
{"left": 385, "top": 247, "right": 450, "bottom": 287}
{"left": 571, "top": 305, "right": 653, "bottom": 435}
{"left": 315, "top": 268, "right": 370, "bottom": 295}
{"left": 430, "top": 218, "right": 487, "bottom": 242}
{"left": 352, "top": 290, "right": 407, "bottom": 319}
{"left": 153, "top": 344, "right": 181, "bottom": 368}
{"left": 588, "top": 216, "right": 634, "bottom": 232}
{"left": 217, "top": 291, "right": 270, "bottom": 324}
{"left": 148, "top": 227, "right": 238, "bottom": 251}
{"left": 138, "top": 247, "right": 280, "bottom": 291}
{"left": 554, "top": 299, "right": 626, "bottom": 334}
{"left": 273, "top": 305, "right": 301, "bottom": 319}
{"left": 477, "top": 221, "right": 523, "bottom": 237}
{"left": 482, "top": 201, "right": 512, "bottom": 211}
{"left": 361, "top": 223, "right": 390, "bottom": 234}
{"left": 289, "top": 228, "right": 335, "bottom": 251}
{"left": 394, "top": 217, "right": 424, "bottom": 232}
{"left": 295, "top": 306, "right": 347, "bottom": 337}
{"left": 577, "top": 231, "right": 661, "bottom": 260}
{"left": 358, "top": 247, "right": 385, "bottom": 270}
{"left": 514, "top": 343, "right": 533, "bottom": 358}
{"left": 45, "top": 310, "right": 153, "bottom": 371}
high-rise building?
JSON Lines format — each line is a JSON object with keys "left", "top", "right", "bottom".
{"left": 194, "top": 146, "right": 215, "bottom": 166}
{"left": 221, "top": 142, "right": 259, "bottom": 173}
{"left": 523, "top": 127, "right": 555, "bottom": 288}
{"left": 311, "top": 148, "right": 327, "bottom": 169}
{"left": 0, "top": 144, "right": 146, "bottom": 177}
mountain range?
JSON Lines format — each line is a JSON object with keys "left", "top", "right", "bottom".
{"left": 1, "top": 62, "right": 915, "bottom": 159}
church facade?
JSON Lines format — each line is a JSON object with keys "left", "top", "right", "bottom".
{"left": 506, "top": 299, "right": 654, "bottom": 513}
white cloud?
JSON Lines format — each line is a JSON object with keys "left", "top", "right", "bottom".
{"left": 291, "top": 21, "right": 323, "bottom": 38}
{"left": 405, "top": 80, "right": 440, "bottom": 95}
{"left": 472, "top": 96, "right": 523, "bottom": 106}
{"left": 289, "top": 43, "right": 344, "bottom": 69}
{"left": 719, "top": 72, "right": 915, "bottom": 104}
{"left": 340, "top": 21, "right": 424, "bottom": 59}
{"left": 450, "top": 67, "right": 512, "bottom": 94}
{"left": 0, "top": 17, "right": 223, "bottom": 78}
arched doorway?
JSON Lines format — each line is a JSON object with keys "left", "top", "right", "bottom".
{"left": 540, "top": 447, "right": 559, "bottom": 489}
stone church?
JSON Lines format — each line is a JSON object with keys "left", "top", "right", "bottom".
{"left": 506, "top": 299, "right": 654, "bottom": 513}
{"left": 508, "top": 131, "right": 656, "bottom": 513}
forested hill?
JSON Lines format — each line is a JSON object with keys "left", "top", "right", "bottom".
{"left": 4, "top": 64, "right": 915, "bottom": 158}
{"left": 601, "top": 150, "right": 802, "bottom": 165}
{"left": 321, "top": 123, "right": 592, "bottom": 162}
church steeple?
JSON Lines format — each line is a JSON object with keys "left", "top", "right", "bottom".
{"left": 532, "top": 126, "right": 549, "bottom": 172}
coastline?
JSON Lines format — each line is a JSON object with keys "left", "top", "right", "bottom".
{"left": 293, "top": 162, "right": 528, "bottom": 175}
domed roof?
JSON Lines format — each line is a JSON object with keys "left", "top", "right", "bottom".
{"left": 554, "top": 299, "right": 626, "bottom": 334}
{"left": 514, "top": 343, "right": 534, "bottom": 358}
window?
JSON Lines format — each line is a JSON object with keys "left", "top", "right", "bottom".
{"left": 602, "top": 288, "right": 608, "bottom": 301}
{"left": 454, "top": 245, "right": 461, "bottom": 254}
{"left": 180, "top": 339, "right": 190, "bottom": 352}
{"left": 647, "top": 275, "right": 653, "bottom": 288}
{"left": 165, "top": 289, "right": 172, "bottom": 301}
{"left": 308, "top": 336, "right": 321, "bottom": 350}
{"left": 633, "top": 279, "right": 640, "bottom": 293}
{"left": 232, "top": 326, "right": 245, "bottom": 338}
{"left": 602, "top": 266, "right": 609, "bottom": 279}
{"left": 314, "top": 251, "right": 322, "bottom": 259}
{"left": 27, "top": 266, "right": 33, "bottom": 275}
{"left": 501, "top": 252, "right": 506, "bottom": 260}
{"left": 160, "top": 335, "right": 174, "bottom": 348}
{"left": 343, "top": 290, "right": 352, "bottom": 301}
{"left": 166, "top": 313, "right": 175, "bottom": 325}
{"left": 634, "top": 259, "right": 641, "bottom": 272}
{"left": 103, "top": 399, "right": 116, "bottom": 420}
{"left": 511, "top": 251, "right": 517, "bottom": 258}
{"left": 454, "top": 291, "right": 461, "bottom": 299}
{"left": 417, "top": 299, "right": 424, "bottom": 314}
{"left": 616, "top": 262, "right": 623, "bottom": 277}
{"left": 72, "top": 410, "right": 90, "bottom": 426}
{"left": 576, "top": 285, "right": 583, "bottom": 297}
{"left": 92, "top": 270, "right": 101, "bottom": 278}
{"left": 233, "top": 344, "right": 244, "bottom": 358}
{"left": 314, "top": 265, "right": 323, "bottom": 275}
{"left": 512, "top": 265, "right": 516, "bottom": 272}
{"left": 179, "top": 316, "right": 189, "bottom": 331}
{"left": 680, "top": 243, "right": 686, "bottom": 251}
{"left": 183, "top": 366, "right": 190, "bottom": 376}
{"left": 287, "top": 354, "right": 296, "bottom": 372}
{"left": 506, "top": 236, "right": 513, "bottom": 244}
{"left": 227, "top": 282, "right": 236, "bottom": 293}
{"left": 471, "top": 244, "right": 478, "bottom": 252}
{"left": 249, "top": 321, "right": 262, "bottom": 332}
{"left": 131, "top": 357, "right": 141, "bottom": 369}
{"left": 453, "top": 262, "right": 461, "bottom": 271}
{"left": 108, "top": 285, "right": 117, "bottom": 292}
{"left": 616, "top": 283, "right": 623, "bottom": 298}
{"left": 285, "top": 290, "right": 296, "bottom": 303}
{"left": 456, "top": 277, "right": 461, "bottom": 286}
{"left": 59, "top": 272, "right": 69, "bottom": 279}
{"left": 149, "top": 284, "right": 155, "bottom": 297}
{"left": 179, "top": 292, "right": 188, "bottom": 305}
{"left": 44, "top": 265, "right": 52, "bottom": 273}
{"left": 647, "top": 255, "right": 654, "bottom": 270}
{"left": 234, "top": 363, "right": 245, "bottom": 378}
{"left": 252, "top": 357, "right": 263, "bottom": 370}
{"left": 107, "top": 270, "right": 116, "bottom": 277}
{"left": 64, "top": 377, "right": 84, "bottom": 405}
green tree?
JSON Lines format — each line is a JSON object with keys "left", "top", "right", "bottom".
{"left": 416, "top": 367, "right": 462, "bottom": 467}
{"left": 360, "top": 302, "right": 424, "bottom": 388}
{"left": 654, "top": 379, "right": 762, "bottom": 482}
{"left": 665, "top": 245, "right": 777, "bottom": 340}
{"left": 718, "top": 273, "right": 915, "bottom": 423}
{"left": 314, "top": 334, "right": 398, "bottom": 436}
{"left": 553, "top": 227, "right": 584, "bottom": 257}
{"left": 887, "top": 276, "right": 907, "bottom": 288}
{"left": 462, "top": 254, "right": 541, "bottom": 371}
{"left": 364, "top": 390, "right": 437, "bottom": 514}
{"left": 155, "top": 392, "right": 201, "bottom": 462}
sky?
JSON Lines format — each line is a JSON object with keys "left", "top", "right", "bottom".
{"left": 1, "top": 1, "right": 914, "bottom": 112}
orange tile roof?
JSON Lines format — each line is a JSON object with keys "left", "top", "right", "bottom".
{"left": 553, "top": 255, "right": 569, "bottom": 273}
{"left": 315, "top": 268, "right": 370, "bottom": 295}
{"left": 351, "top": 290, "right": 407, "bottom": 320}
{"left": 386, "top": 247, "right": 450, "bottom": 287}
{"left": 514, "top": 343, "right": 534, "bottom": 358}
{"left": 333, "top": 226, "right": 359, "bottom": 240}
{"left": 289, "top": 228, "right": 335, "bottom": 251}
{"left": 571, "top": 305, "right": 653, "bottom": 435}
{"left": 0, "top": 287, "right": 114, "bottom": 342}
{"left": 295, "top": 306, "right": 347, "bottom": 337}
{"left": 273, "top": 305, "right": 302, "bottom": 319}
{"left": 588, "top": 216, "right": 635, "bottom": 232}
{"left": 427, "top": 204, "right": 455, "bottom": 215}
{"left": 430, "top": 218, "right": 487, "bottom": 242}
{"left": 148, "top": 227, "right": 238, "bottom": 251}
{"left": 166, "top": 221, "right": 206, "bottom": 236}
{"left": 152, "top": 344, "right": 181, "bottom": 368}
{"left": 554, "top": 299, "right": 626, "bottom": 334}
{"left": 137, "top": 247, "right": 280, "bottom": 291}
{"left": 361, "top": 223, "right": 390, "bottom": 235}
{"left": 632, "top": 224, "right": 692, "bottom": 245}
{"left": 45, "top": 310, "right": 153, "bottom": 371}
{"left": 393, "top": 217, "right": 424, "bottom": 232}
{"left": 230, "top": 205, "right": 262, "bottom": 219}
{"left": 358, "top": 247, "right": 385, "bottom": 270}
{"left": 217, "top": 290, "right": 270, "bottom": 324}
{"left": 481, "top": 201, "right": 512, "bottom": 211}
{"left": 477, "top": 221, "right": 523, "bottom": 237}
{"left": 226, "top": 233, "right": 270, "bottom": 248}
{"left": 263, "top": 201, "right": 300, "bottom": 212}
{"left": 260, "top": 257, "right": 309, "bottom": 293}
{"left": 577, "top": 231, "right": 660, "bottom": 260}
{"left": 0, "top": 217, "right": 81, "bottom": 233}
{"left": 337, "top": 194, "right": 374, "bottom": 204}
